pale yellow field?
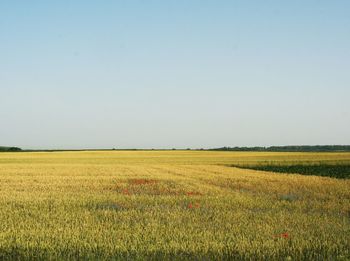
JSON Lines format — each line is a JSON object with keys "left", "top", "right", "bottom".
{"left": 0, "top": 151, "right": 349, "bottom": 260}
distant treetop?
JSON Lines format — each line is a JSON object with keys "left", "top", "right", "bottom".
{"left": 0, "top": 146, "right": 22, "bottom": 152}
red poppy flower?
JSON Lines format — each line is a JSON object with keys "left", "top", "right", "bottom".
{"left": 188, "top": 202, "right": 200, "bottom": 209}
{"left": 186, "top": 191, "right": 202, "bottom": 196}
{"left": 281, "top": 232, "right": 289, "bottom": 238}
{"left": 273, "top": 232, "right": 290, "bottom": 239}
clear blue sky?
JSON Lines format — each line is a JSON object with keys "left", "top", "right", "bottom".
{"left": 1, "top": 1, "right": 349, "bottom": 149}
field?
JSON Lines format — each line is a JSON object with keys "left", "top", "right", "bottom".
{"left": 0, "top": 151, "right": 349, "bottom": 260}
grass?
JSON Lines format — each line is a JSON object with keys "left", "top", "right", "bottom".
{"left": 0, "top": 151, "right": 349, "bottom": 260}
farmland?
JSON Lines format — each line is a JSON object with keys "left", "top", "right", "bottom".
{"left": 0, "top": 151, "right": 349, "bottom": 260}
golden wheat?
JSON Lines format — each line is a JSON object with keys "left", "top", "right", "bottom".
{"left": 0, "top": 151, "right": 349, "bottom": 260}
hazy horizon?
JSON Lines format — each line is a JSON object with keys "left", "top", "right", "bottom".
{"left": 3, "top": 144, "right": 350, "bottom": 151}
{"left": 1, "top": 1, "right": 349, "bottom": 150}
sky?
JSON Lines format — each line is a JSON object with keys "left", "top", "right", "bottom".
{"left": 1, "top": 1, "right": 350, "bottom": 149}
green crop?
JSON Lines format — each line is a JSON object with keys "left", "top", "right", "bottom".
{"left": 230, "top": 162, "right": 350, "bottom": 179}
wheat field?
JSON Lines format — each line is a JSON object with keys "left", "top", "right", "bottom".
{"left": 0, "top": 151, "right": 349, "bottom": 260}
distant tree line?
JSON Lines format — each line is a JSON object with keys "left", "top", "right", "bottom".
{"left": 209, "top": 145, "right": 350, "bottom": 152}
{"left": 0, "top": 146, "right": 22, "bottom": 152}
{"left": 1, "top": 145, "right": 350, "bottom": 152}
